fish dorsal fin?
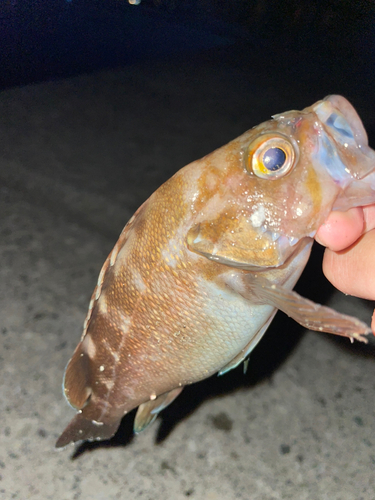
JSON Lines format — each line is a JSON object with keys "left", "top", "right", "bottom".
{"left": 63, "top": 342, "right": 92, "bottom": 410}
{"left": 134, "top": 387, "right": 184, "bottom": 434}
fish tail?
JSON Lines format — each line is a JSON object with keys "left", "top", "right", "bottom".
{"left": 55, "top": 410, "right": 121, "bottom": 448}
{"left": 57, "top": 340, "right": 122, "bottom": 448}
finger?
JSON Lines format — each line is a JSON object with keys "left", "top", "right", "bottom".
{"left": 322, "top": 229, "right": 375, "bottom": 300}
{"left": 315, "top": 207, "right": 364, "bottom": 251}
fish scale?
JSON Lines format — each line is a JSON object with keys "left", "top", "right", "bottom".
{"left": 56, "top": 95, "right": 375, "bottom": 448}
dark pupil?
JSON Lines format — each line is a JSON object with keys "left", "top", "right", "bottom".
{"left": 263, "top": 147, "right": 286, "bottom": 171}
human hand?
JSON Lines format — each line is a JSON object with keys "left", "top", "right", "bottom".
{"left": 315, "top": 204, "right": 375, "bottom": 333}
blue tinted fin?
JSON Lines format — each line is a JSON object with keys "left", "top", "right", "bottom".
{"left": 219, "top": 311, "right": 276, "bottom": 376}
{"left": 133, "top": 387, "right": 184, "bottom": 434}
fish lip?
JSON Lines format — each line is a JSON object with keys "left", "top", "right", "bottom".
{"left": 256, "top": 227, "right": 311, "bottom": 269}
{"left": 316, "top": 95, "right": 368, "bottom": 147}
{"left": 355, "top": 144, "right": 375, "bottom": 179}
{"left": 238, "top": 235, "right": 311, "bottom": 273}
{"left": 270, "top": 233, "right": 299, "bottom": 267}
{"left": 313, "top": 96, "right": 375, "bottom": 181}
{"left": 274, "top": 235, "right": 312, "bottom": 268}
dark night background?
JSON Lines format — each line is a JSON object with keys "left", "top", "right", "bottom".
{"left": 1, "top": 0, "right": 374, "bottom": 96}
{"left": 2, "top": 0, "right": 375, "bottom": 205}
{"left": 1, "top": 1, "right": 375, "bottom": 499}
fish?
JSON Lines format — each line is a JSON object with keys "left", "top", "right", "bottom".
{"left": 56, "top": 95, "right": 375, "bottom": 448}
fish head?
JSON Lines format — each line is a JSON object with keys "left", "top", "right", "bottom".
{"left": 187, "top": 95, "right": 375, "bottom": 270}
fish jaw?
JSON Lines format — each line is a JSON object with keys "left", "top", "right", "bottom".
{"left": 311, "top": 95, "right": 375, "bottom": 211}
{"left": 187, "top": 218, "right": 309, "bottom": 271}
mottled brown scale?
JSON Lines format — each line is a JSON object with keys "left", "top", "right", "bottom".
{"left": 57, "top": 96, "right": 375, "bottom": 448}
{"left": 59, "top": 164, "right": 229, "bottom": 446}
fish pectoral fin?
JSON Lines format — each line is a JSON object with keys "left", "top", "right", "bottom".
{"left": 55, "top": 410, "right": 121, "bottom": 448}
{"left": 248, "top": 277, "right": 370, "bottom": 343}
{"left": 134, "top": 387, "right": 184, "bottom": 434}
{"left": 218, "top": 311, "right": 277, "bottom": 376}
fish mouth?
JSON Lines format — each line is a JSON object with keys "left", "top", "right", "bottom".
{"left": 257, "top": 223, "right": 303, "bottom": 249}
{"left": 313, "top": 95, "right": 375, "bottom": 181}
{"left": 318, "top": 95, "right": 369, "bottom": 148}
{"left": 256, "top": 226, "right": 313, "bottom": 269}
{"left": 187, "top": 224, "right": 310, "bottom": 271}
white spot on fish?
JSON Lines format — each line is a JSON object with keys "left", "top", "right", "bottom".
{"left": 250, "top": 205, "right": 266, "bottom": 228}
{"left": 92, "top": 420, "right": 104, "bottom": 426}
{"left": 112, "top": 351, "right": 120, "bottom": 363}
{"left": 96, "top": 264, "right": 107, "bottom": 294}
{"left": 104, "top": 380, "right": 114, "bottom": 390}
{"left": 117, "top": 311, "right": 131, "bottom": 333}
{"left": 110, "top": 242, "right": 120, "bottom": 267}
{"left": 150, "top": 394, "right": 157, "bottom": 400}
{"left": 132, "top": 268, "right": 147, "bottom": 293}
{"left": 162, "top": 247, "right": 178, "bottom": 268}
{"left": 99, "top": 365, "right": 105, "bottom": 372}
{"left": 102, "top": 339, "right": 122, "bottom": 365}
{"left": 81, "top": 334, "right": 96, "bottom": 359}
{"left": 83, "top": 297, "right": 96, "bottom": 333}
{"left": 97, "top": 293, "right": 108, "bottom": 315}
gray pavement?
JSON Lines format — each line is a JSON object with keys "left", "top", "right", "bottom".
{"left": 0, "top": 51, "right": 375, "bottom": 500}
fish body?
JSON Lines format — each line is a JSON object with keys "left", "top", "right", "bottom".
{"left": 56, "top": 96, "right": 375, "bottom": 448}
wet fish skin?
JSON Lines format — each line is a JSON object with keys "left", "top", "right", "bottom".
{"left": 56, "top": 95, "right": 375, "bottom": 448}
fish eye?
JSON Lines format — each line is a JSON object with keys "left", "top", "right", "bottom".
{"left": 263, "top": 147, "right": 286, "bottom": 171}
{"left": 247, "top": 134, "right": 297, "bottom": 180}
